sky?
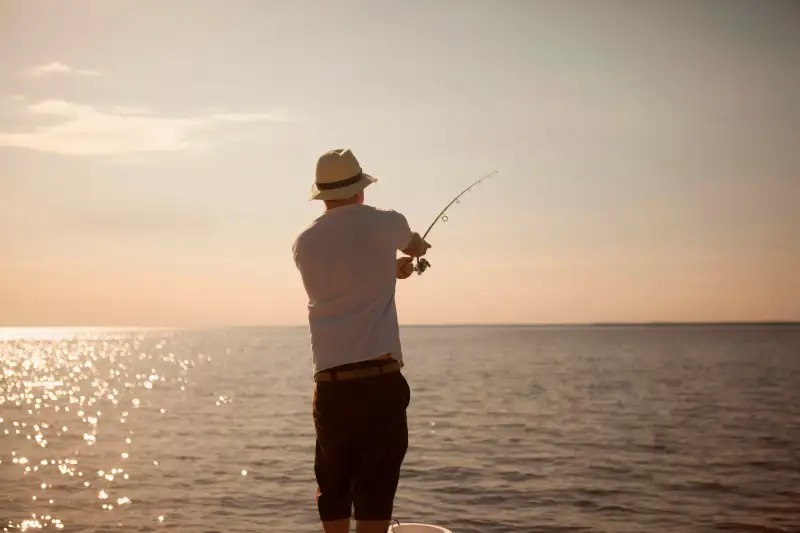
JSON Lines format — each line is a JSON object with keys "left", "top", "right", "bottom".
{"left": 1, "top": 0, "right": 798, "bottom": 327}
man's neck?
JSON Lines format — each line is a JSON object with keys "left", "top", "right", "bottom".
{"left": 325, "top": 202, "right": 364, "bottom": 212}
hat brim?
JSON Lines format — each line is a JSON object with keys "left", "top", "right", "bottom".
{"left": 310, "top": 173, "right": 377, "bottom": 201}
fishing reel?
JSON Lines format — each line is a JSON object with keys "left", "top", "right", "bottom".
{"left": 414, "top": 257, "right": 431, "bottom": 275}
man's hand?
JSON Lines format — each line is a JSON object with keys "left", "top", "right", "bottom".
{"left": 401, "top": 232, "right": 431, "bottom": 258}
{"left": 396, "top": 256, "right": 415, "bottom": 280}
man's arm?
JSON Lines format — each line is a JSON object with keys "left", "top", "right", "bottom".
{"left": 400, "top": 231, "right": 431, "bottom": 258}
{"left": 385, "top": 210, "right": 431, "bottom": 256}
{"left": 385, "top": 211, "right": 429, "bottom": 280}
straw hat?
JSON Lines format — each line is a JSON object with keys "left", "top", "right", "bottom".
{"left": 310, "top": 149, "right": 377, "bottom": 201}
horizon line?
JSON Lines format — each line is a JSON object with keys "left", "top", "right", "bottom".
{"left": 1, "top": 320, "right": 799, "bottom": 330}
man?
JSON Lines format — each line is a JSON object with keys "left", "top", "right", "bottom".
{"left": 292, "top": 148, "right": 431, "bottom": 533}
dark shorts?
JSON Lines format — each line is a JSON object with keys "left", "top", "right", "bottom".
{"left": 312, "top": 359, "right": 411, "bottom": 522}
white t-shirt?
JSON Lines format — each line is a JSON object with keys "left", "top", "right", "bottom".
{"left": 292, "top": 204, "right": 414, "bottom": 375}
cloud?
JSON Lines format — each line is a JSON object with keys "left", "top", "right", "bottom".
{"left": 65, "top": 204, "right": 219, "bottom": 236}
{"left": 0, "top": 99, "right": 293, "bottom": 155}
{"left": 27, "top": 62, "right": 102, "bottom": 78}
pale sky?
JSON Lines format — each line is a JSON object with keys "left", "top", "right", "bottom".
{"left": 1, "top": 0, "right": 798, "bottom": 327}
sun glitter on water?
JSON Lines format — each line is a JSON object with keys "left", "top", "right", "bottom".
{"left": 0, "top": 328, "right": 199, "bottom": 531}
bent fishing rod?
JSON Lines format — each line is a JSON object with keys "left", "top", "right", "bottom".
{"left": 414, "top": 170, "right": 499, "bottom": 275}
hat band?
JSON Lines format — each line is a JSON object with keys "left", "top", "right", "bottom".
{"left": 316, "top": 173, "right": 363, "bottom": 191}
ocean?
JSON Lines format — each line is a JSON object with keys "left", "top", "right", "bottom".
{"left": 1, "top": 325, "right": 798, "bottom": 533}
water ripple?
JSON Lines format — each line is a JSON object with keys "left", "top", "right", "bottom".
{"left": 1, "top": 325, "right": 799, "bottom": 532}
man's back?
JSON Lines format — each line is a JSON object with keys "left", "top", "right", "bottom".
{"left": 293, "top": 203, "right": 413, "bottom": 374}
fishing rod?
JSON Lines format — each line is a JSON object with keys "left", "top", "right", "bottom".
{"left": 414, "top": 170, "right": 499, "bottom": 275}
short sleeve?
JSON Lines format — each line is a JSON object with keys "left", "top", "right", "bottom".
{"left": 291, "top": 236, "right": 302, "bottom": 269}
{"left": 384, "top": 209, "right": 414, "bottom": 251}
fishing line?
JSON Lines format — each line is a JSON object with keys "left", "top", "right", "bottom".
{"left": 413, "top": 170, "right": 499, "bottom": 275}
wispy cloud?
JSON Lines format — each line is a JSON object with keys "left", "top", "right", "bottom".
{"left": 0, "top": 99, "right": 293, "bottom": 155}
{"left": 26, "top": 61, "right": 102, "bottom": 78}
{"left": 64, "top": 204, "right": 220, "bottom": 237}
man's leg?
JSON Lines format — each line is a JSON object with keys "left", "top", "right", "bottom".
{"left": 355, "top": 520, "right": 392, "bottom": 533}
{"left": 321, "top": 519, "right": 349, "bottom": 533}
{"left": 315, "top": 439, "right": 352, "bottom": 533}
{"left": 352, "top": 372, "right": 411, "bottom": 533}
{"left": 313, "top": 382, "right": 354, "bottom": 532}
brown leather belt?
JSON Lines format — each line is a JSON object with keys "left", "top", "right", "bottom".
{"left": 315, "top": 359, "right": 402, "bottom": 382}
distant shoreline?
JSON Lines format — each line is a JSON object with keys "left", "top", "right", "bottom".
{"left": 2, "top": 321, "right": 799, "bottom": 331}
{"left": 402, "top": 321, "right": 800, "bottom": 328}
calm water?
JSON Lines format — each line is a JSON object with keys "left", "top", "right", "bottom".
{"left": 1, "top": 326, "right": 799, "bottom": 532}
